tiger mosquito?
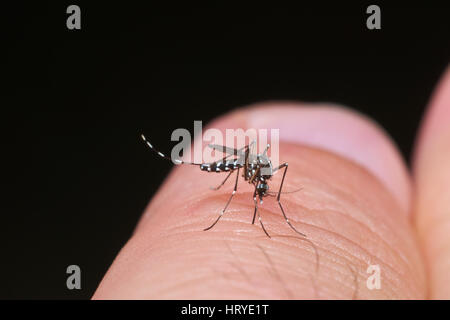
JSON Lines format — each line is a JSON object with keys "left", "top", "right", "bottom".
{"left": 141, "top": 134, "right": 306, "bottom": 238}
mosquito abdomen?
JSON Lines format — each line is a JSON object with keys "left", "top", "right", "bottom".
{"left": 200, "top": 159, "right": 243, "bottom": 172}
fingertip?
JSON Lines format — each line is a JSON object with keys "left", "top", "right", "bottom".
{"left": 95, "top": 101, "right": 422, "bottom": 299}
{"left": 412, "top": 66, "right": 450, "bottom": 299}
{"left": 413, "top": 66, "right": 450, "bottom": 169}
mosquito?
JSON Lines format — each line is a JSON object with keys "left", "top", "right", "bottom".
{"left": 140, "top": 134, "right": 306, "bottom": 238}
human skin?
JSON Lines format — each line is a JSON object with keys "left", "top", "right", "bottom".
{"left": 93, "top": 67, "right": 450, "bottom": 299}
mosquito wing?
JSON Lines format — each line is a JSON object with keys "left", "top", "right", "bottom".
{"left": 208, "top": 144, "right": 246, "bottom": 156}
{"left": 208, "top": 141, "right": 257, "bottom": 165}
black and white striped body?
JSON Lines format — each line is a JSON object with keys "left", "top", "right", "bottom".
{"left": 200, "top": 153, "right": 273, "bottom": 194}
{"left": 200, "top": 159, "right": 244, "bottom": 172}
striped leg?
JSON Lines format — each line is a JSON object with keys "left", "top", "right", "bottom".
{"left": 275, "top": 163, "right": 307, "bottom": 237}
{"left": 204, "top": 168, "right": 240, "bottom": 231}
{"left": 253, "top": 188, "right": 270, "bottom": 238}
{"left": 210, "top": 170, "right": 233, "bottom": 190}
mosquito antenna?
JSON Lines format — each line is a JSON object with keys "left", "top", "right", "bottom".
{"left": 141, "top": 134, "right": 202, "bottom": 166}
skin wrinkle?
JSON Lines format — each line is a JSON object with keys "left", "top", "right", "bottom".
{"left": 227, "top": 261, "right": 253, "bottom": 284}
{"left": 311, "top": 259, "right": 359, "bottom": 299}
{"left": 297, "top": 171, "right": 408, "bottom": 247}
{"left": 300, "top": 189, "right": 416, "bottom": 278}
{"left": 289, "top": 238, "right": 384, "bottom": 297}
{"left": 214, "top": 268, "right": 269, "bottom": 299}
{"left": 293, "top": 239, "right": 396, "bottom": 298}
{"left": 211, "top": 263, "right": 266, "bottom": 299}
{"left": 294, "top": 202, "right": 407, "bottom": 264}
{"left": 295, "top": 204, "right": 417, "bottom": 282}
{"left": 141, "top": 218, "right": 400, "bottom": 298}
{"left": 313, "top": 232, "right": 416, "bottom": 299}
{"left": 309, "top": 265, "right": 362, "bottom": 299}
{"left": 276, "top": 174, "right": 420, "bottom": 296}
{"left": 256, "top": 230, "right": 400, "bottom": 298}
{"left": 136, "top": 244, "right": 246, "bottom": 298}
{"left": 144, "top": 202, "right": 413, "bottom": 298}
{"left": 223, "top": 240, "right": 254, "bottom": 285}
{"left": 156, "top": 274, "right": 229, "bottom": 299}
{"left": 346, "top": 263, "right": 359, "bottom": 300}
{"left": 102, "top": 226, "right": 398, "bottom": 298}
{"left": 167, "top": 191, "right": 416, "bottom": 296}
{"left": 252, "top": 236, "right": 320, "bottom": 279}
{"left": 161, "top": 221, "right": 321, "bottom": 274}
{"left": 256, "top": 244, "right": 294, "bottom": 299}
{"left": 260, "top": 234, "right": 324, "bottom": 298}
{"left": 308, "top": 273, "right": 320, "bottom": 299}
{"left": 253, "top": 243, "right": 323, "bottom": 298}
{"left": 292, "top": 165, "right": 412, "bottom": 263}
{"left": 169, "top": 245, "right": 298, "bottom": 297}
{"left": 268, "top": 234, "right": 320, "bottom": 273}
{"left": 190, "top": 228, "right": 396, "bottom": 296}
{"left": 95, "top": 144, "right": 425, "bottom": 299}
{"left": 279, "top": 151, "right": 423, "bottom": 289}
{"left": 134, "top": 222, "right": 324, "bottom": 295}
{"left": 230, "top": 252, "right": 313, "bottom": 298}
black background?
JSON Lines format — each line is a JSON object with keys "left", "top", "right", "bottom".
{"left": 4, "top": 2, "right": 450, "bottom": 299}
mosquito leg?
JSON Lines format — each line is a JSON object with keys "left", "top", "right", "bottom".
{"left": 249, "top": 167, "right": 261, "bottom": 184}
{"left": 210, "top": 171, "right": 233, "bottom": 190}
{"left": 275, "top": 163, "right": 307, "bottom": 237}
{"left": 204, "top": 168, "right": 240, "bottom": 231}
{"left": 251, "top": 187, "right": 257, "bottom": 224}
{"left": 254, "top": 194, "right": 271, "bottom": 238}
